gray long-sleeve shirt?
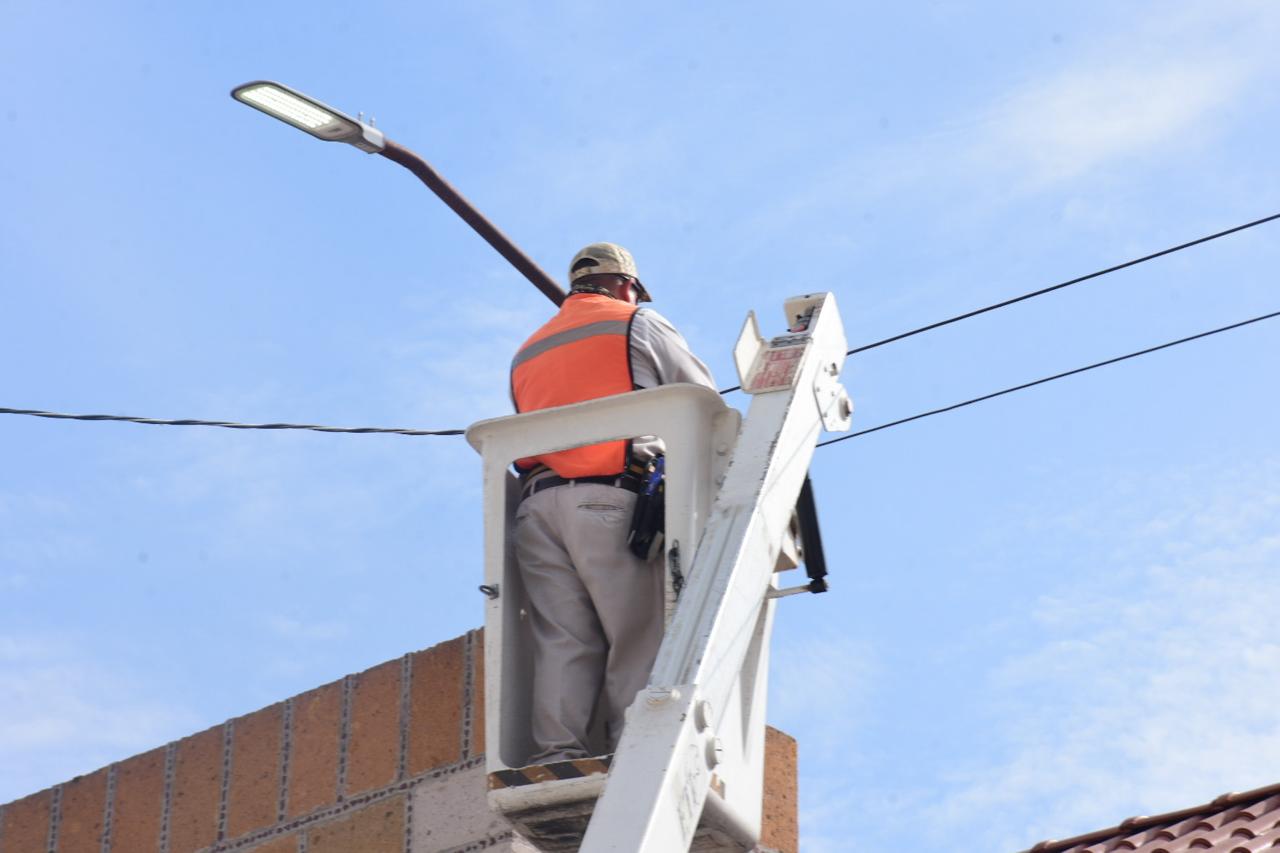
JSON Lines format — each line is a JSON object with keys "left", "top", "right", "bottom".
{"left": 628, "top": 308, "right": 716, "bottom": 392}
{"left": 627, "top": 308, "right": 717, "bottom": 464}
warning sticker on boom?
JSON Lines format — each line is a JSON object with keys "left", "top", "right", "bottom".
{"left": 745, "top": 341, "right": 808, "bottom": 393}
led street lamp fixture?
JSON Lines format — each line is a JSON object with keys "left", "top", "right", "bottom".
{"left": 231, "top": 81, "right": 385, "bottom": 153}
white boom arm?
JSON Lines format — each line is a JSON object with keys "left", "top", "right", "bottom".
{"left": 580, "top": 292, "right": 852, "bottom": 851}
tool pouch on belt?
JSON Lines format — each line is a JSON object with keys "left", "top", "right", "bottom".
{"left": 627, "top": 456, "right": 665, "bottom": 561}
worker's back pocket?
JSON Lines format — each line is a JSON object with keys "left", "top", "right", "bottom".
{"left": 576, "top": 499, "right": 630, "bottom": 530}
{"left": 577, "top": 502, "right": 625, "bottom": 513}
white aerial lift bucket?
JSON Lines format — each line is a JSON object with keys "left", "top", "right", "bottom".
{"left": 465, "top": 385, "right": 746, "bottom": 840}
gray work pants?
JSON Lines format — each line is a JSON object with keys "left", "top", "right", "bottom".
{"left": 513, "top": 482, "right": 664, "bottom": 764}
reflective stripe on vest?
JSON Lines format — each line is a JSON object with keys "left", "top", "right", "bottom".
{"left": 511, "top": 294, "right": 638, "bottom": 477}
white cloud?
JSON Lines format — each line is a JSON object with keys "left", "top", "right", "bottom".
{"left": 384, "top": 285, "right": 547, "bottom": 497}
{"left": 921, "top": 458, "right": 1280, "bottom": 850}
{"left": 771, "top": 628, "right": 878, "bottom": 753}
{"left": 981, "top": 61, "right": 1245, "bottom": 187}
{"left": 966, "top": 1, "right": 1279, "bottom": 193}
{"left": 0, "top": 491, "right": 89, "bottom": 569}
{"left": 751, "top": 0, "right": 1280, "bottom": 239}
{"left": 0, "top": 633, "right": 201, "bottom": 803}
{"left": 266, "top": 615, "right": 350, "bottom": 642}
{"left": 769, "top": 629, "right": 882, "bottom": 853}
{"left": 108, "top": 400, "right": 429, "bottom": 564}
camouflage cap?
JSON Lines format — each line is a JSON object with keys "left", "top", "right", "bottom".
{"left": 568, "top": 242, "right": 651, "bottom": 301}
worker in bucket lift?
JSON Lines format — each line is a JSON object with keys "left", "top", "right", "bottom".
{"left": 509, "top": 242, "right": 717, "bottom": 764}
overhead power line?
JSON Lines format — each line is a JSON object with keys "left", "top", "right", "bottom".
{"left": 816, "top": 308, "right": 1280, "bottom": 448}
{"left": 720, "top": 211, "right": 1280, "bottom": 394}
{"left": 8, "top": 216, "right": 1275, "bottom": 433}
{"left": 844, "top": 212, "right": 1280, "bottom": 357}
{"left": 5, "top": 308, "right": 1275, "bottom": 445}
{"left": 0, "top": 407, "right": 464, "bottom": 437}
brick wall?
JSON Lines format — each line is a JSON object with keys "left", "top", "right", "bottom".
{"left": 0, "top": 630, "right": 797, "bottom": 853}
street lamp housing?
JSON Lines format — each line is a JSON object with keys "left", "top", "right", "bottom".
{"left": 231, "top": 81, "right": 385, "bottom": 153}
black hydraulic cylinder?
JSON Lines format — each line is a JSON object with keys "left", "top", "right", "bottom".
{"left": 795, "top": 474, "right": 829, "bottom": 593}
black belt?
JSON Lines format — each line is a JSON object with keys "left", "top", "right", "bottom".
{"left": 521, "top": 473, "right": 644, "bottom": 500}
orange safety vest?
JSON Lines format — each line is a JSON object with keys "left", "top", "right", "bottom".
{"left": 511, "top": 293, "right": 639, "bottom": 477}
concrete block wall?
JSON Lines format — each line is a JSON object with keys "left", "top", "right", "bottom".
{"left": 0, "top": 629, "right": 798, "bottom": 853}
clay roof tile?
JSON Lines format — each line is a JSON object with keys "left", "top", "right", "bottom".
{"left": 1020, "top": 782, "right": 1280, "bottom": 853}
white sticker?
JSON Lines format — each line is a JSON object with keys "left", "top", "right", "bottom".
{"left": 747, "top": 343, "right": 807, "bottom": 393}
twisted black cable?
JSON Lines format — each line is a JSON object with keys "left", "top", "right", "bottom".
{"left": 0, "top": 407, "right": 464, "bottom": 437}
{"left": 7, "top": 307, "right": 1275, "bottom": 441}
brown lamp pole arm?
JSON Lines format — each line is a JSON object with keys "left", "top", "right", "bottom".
{"left": 378, "top": 139, "right": 565, "bottom": 307}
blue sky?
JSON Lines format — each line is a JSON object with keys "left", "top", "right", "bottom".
{"left": 2, "top": 2, "right": 1278, "bottom": 850}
